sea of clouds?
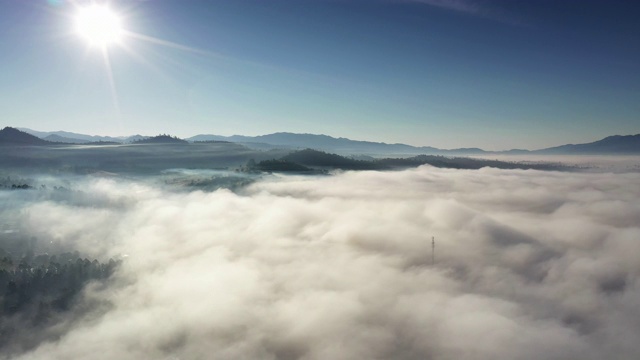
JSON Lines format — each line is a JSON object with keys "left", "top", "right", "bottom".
{"left": 4, "top": 166, "right": 640, "bottom": 360}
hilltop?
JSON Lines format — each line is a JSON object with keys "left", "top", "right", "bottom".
{"left": 133, "top": 135, "right": 188, "bottom": 144}
{"left": 0, "top": 127, "right": 52, "bottom": 146}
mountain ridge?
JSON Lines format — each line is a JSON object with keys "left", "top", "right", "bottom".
{"left": 8, "top": 127, "right": 640, "bottom": 155}
{"left": 18, "top": 128, "right": 147, "bottom": 144}
{"left": 538, "top": 134, "right": 640, "bottom": 154}
{"left": 0, "top": 127, "right": 52, "bottom": 145}
{"left": 187, "top": 131, "right": 640, "bottom": 155}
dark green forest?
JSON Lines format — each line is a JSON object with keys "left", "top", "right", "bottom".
{"left": 0, "top": 247, "right": 120, "bottom": 353}
{"left": 251, "top": 149, "right": 576, "bottom": 173}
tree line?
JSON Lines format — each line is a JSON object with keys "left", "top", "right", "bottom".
{"left": 0, "top": 249, "right": 121, "bottom": 351}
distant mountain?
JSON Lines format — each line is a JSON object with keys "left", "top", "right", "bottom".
{"left": 44, "top": 134, "right": 90, "bottom": 144}
{"left": 188, "top": 134, "right": 229, "bottom": 142}
{"left": 133, "top": 135, "right": 188, "bottom": 144}
{"left": 536, "top": 134, "right": 640, "bottom": 154}
{"left": 19, "top": 128, "right": 126, "bottom": 143}
{"left": 188, "top": 132, "right": 448, "bottom": 155}
{"left": 10, "top": 127, "right": 640, "bottom": 155}
{"left": 0, "top": 127, "right": 52, "bottom": 146}
{"left": 190, "top": 132, "right": 640, "bottom": 155}
{"left": 125, "top": 135, "right": 148, "bottom": 143}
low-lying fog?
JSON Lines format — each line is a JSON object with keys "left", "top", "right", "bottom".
{"left": 2, "top": 166, "right": 640, "bottom": 359}
{"left": 469, "top": 154, "right": 640, "bottom": 172}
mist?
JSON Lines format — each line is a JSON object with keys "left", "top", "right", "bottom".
{"left": 2, "top": 166, "right": 640, "bottom": 359}
{"left": 469, "top": 154, "right": 640, "bottom": 173}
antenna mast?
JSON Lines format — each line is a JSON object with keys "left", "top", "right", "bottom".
{"left": 432, "top": 236, "right": 435, "bottom": 265}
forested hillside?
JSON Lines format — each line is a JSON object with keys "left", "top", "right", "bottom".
{"left": 0, "top": 248, "right": 120, "bottom": 353}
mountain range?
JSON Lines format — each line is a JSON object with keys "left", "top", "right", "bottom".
{"left": 17, "top": 128, "right": 147, "bottom": 144}
{"left": 7, "top": 127, "right": 640, "bottom": 155}
{"left": 535, "top": 135, "right": 640, "bottom": 155}
{"left": 0, "top": 127, "right": 52, "bottom": 146}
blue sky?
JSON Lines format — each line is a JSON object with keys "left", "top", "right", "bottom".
{"left": 0, "top": 0, "right": 638, "bottom": 150}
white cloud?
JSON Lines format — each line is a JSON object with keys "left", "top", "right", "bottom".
{"left": 6, "top": 166, "right": 640, "bottom": 359}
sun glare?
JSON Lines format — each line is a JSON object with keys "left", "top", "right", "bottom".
{"left": 75, "top": 4, "right": 123, "bottom": 47}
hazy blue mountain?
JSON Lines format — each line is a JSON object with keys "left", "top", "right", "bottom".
{"left": 19, "top": 128, "right": 125, "bottom": 143}
{"left": 536, "top": 134, "right": 640, "bottom": 154}
{"left": 125, "top": 135, "right": 149, "bottom": 143}
{"left": 133, "top": 135, "right": 188, "bottom": 144}
{"left": 12, "top": 127, "right": 640, "bottom": 155}
{"left": 189, "top": 132, "right": 640, "bottom": 155}
{"left": 0, "top": 127, "right": 52, "bottom": 145}
{"left": 44, "top": 134, "right": 91, "bottom": 144}
{"left": 188, "top": 132, "right": 448, "bottom": 155}
{"left": 188, "top": 134, "right": 229, "bottom": 142}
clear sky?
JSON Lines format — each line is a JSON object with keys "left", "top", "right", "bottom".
{"left": 0, "top": 0, "right": 638, "bottom": 150}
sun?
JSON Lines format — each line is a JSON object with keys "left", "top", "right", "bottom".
{"left": 75, "top": 4, "right": 124, "bottom": 47}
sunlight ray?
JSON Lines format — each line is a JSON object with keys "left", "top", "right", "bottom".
{"left": 125, "top": 31, "right": 224, "bottom": 59}
{"left": 118, "top": 44, "right": 175, "bottom": 84}
{"left": 101, "top": 49, "right": 122, "bottom": 126}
